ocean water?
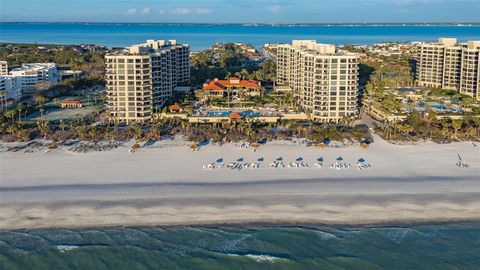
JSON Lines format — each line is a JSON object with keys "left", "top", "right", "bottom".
{"left": 1, "top": 223, "right": 479, "bottom": 270}
{"left": 1, "top": 23, "right": 480, "bottom": 50}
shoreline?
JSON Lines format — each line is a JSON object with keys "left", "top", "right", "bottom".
{"left": 3, "top": 22, "right": 480, "bottom": 27}
{"left": 2, "top": 219, "right": 480, "bottom": 232}
{"left": 2, "top": 176, "right": 479, "bottom": 229}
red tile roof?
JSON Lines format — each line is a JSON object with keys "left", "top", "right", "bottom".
{"left": 229, "top": 112, "right": 242, "bottom": 119}
{"left": 60, "top": 100, "right": 82, "bottom": 105}
{"left": 203, "top": 77, "right": 260, "bottom": 91}
{"left": 168, "top": 104, "right": 183, "bottom": 111}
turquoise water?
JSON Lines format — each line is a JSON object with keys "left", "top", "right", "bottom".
{"left": 1, "top": 223, "right": 479, "bottom": 270}
{"left": 207, "top": 111, "right": 261, "bottom": 117}
{"left": 1, "top": 23, "right": 480, "bottom": 50}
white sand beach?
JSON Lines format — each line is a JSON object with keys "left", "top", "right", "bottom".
{"left": 1, "top": 135, "right": 479, "bottom": 229}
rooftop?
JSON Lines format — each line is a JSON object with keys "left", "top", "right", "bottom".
{"left": 281, "top": 40, "right": 357, "bottom": 56}
{"left": 424, "top": 38, "right": 480, "bottom": 50}
{"left": 10, "top": 63, "right": 57, "bottom": 72}
{"left": 107, "top": 40, "right": 189, "bottom": 56}
{"left": 203, "top": 77, "right": 260, "bottom": 91}
{"left": 168, "top": 104, "right": 183, "bottom": 111}
{"left": 60, "top": 100, "right": 82, "bottom": 104}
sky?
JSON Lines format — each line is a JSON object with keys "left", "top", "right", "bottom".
{"left": 0, "top": 0, "right": 479, "bottom": 23}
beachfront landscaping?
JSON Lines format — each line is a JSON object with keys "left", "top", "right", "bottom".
{"left": 345, "top": 42, "right": 480, "bottom": 143}
{"left": 1, "top": 41, "right": 479, "bottom": 148}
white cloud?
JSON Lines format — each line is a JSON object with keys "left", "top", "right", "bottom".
{"left": 170, "top": 8, "right": 212, "bottom": 15}
{"left": 159, "top": 9, "right": 167, "bottom": 15}
{"left": 142, "top": 7, "right": 151, "bottom": 14}
{"left": 195, "top": 8, "right": 212, "bottom": 14}
{"left": 126, "top": 8, "right": 137, "bottom": 15}
{"left": 171, "top": 8, "right": 192, "bottom": 15}
{"left": 267, "top": 5, "right": 282, "bottom": 13}
{"left": 395, "top": 0, "right": 444, "bottom": 4}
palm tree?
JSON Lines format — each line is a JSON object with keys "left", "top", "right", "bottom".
{"left": 77, "top": 125, "right": 90, "bottom": 140}
{"left": 125, "top": 126, "right": 135, "bottom": 139}
{"left": 89, "top": 126, "right": 100, "bottom": 142}
{"left": 39, "top": 123, "right": 50, "bottom": 140}
{"left": 441, "top": 125, "right": 450, "bottom": 139}
{"left": 17, "top": 129, "right": 29, "bottom": 142}
{"left": 133, "top": 125, "right": 144, "bottom": 140}
{"left": 466, "top": 126, "right": 476, "bottom": 140}
{"left": 5, "top": 110, "right": 16, "bottom": 123}
{"left": 6, "top": 124, "right": 18, "bottom": 135}
{"left": 451, "top": 120, "right": 463, "bottom": 140}
{"left": 225, "top": 87, "right": 233, "bottom": 107}
{"left": 240, "top": 68, "right": 249, "bottom": 80}
{"left": 17, "top": 104, "right": 26, "bottom": 122}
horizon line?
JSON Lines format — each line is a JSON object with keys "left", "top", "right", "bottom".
{"left": 1, "top": 21, "right": 480, "bottom": 25}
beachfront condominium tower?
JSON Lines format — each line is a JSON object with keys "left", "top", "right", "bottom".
{"left": 417, "top": 38, "right": 480, "bottom": 100}
{"left": 0, "top": 61, "right": 8, "bottom": 76}
{"left": 277, "top": 40, "right": 359, "bottom": 122}
{"left": 105, "top": 40, "right": 190, "bottom": 123}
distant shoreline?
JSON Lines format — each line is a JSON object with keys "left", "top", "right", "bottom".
{"left": 1, "top": 22, "right": 480, "bottom": 27}
{"left": 3, "top": 23, "right": 479, "bottom": 49}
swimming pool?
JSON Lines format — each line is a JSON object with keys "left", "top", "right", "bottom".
{"left": 207, "top": 111, "right": 261, "bottom": 117}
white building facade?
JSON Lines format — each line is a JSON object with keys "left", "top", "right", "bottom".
{"left": 105, "top": 40, "right": 190, "bottom": 123}
{"left": 277, "top": 40, "right": 359, "bottom": 122}
{"left": 0, "top": 76, "right": 7, "bottom": 111}
{"left": 0, "top": 76, "right": 22, "bottom": 101}
{"left": 2, "top": 63, "right": 60, "bottom": 101}
{"left": 417, "top": 38, "right": 480, "bottom": 100}
{"left": 0, "top": 61, "right": 8, "bottom": 75}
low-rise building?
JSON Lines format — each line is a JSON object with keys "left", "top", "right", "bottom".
{"left": 0, "top": 76, "right": 22, "bottom": 101}
{"left": 5, "top": 63, "right": 60, "bottom": 100}
{"left": 168, "top": 104, "right": 184, "bottom": 113}
{"left": 60, "top": 100, "right": 83, "bottom": 108}
{"left": 198, "top": 77, "right": 262, "bottom": 102}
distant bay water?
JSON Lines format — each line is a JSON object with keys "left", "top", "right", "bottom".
{"left": 1, "top": 23, "right": 480, "bottom": 50}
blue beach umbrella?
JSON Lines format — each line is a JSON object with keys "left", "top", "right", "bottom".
{"left": 296, "top": 157, "right": 303, "bottom": 161}
{"left": 199, "top": 139, "right": 210, "bottom": 146}
{"left": 216, "top": 158, "right": 224, "bottom": 163}
{"left": 258, "top": 157, "right": 264, "bottom": 162}
{"left": 237, "top": 157, "right": 244, "bottom": 162}
{"left": 358, "top": 158, "right": 365, "bottom": 163}
{"left": 276, "top": 157, "right": 283, "bottom": 161}
{"left": 323, "top": 138, "right": 331, "bottom": 145}
{"left": 317, "top": 157, "right": 324, "bottom": 162}
{"left": 258, "top": 138, "right": 267, "bottom": 145}
{"left": 336, "top": 157, "right": 343, "bottom": 161}
{"left": 361, "top": 138, "right": 371, "bottom": 145}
